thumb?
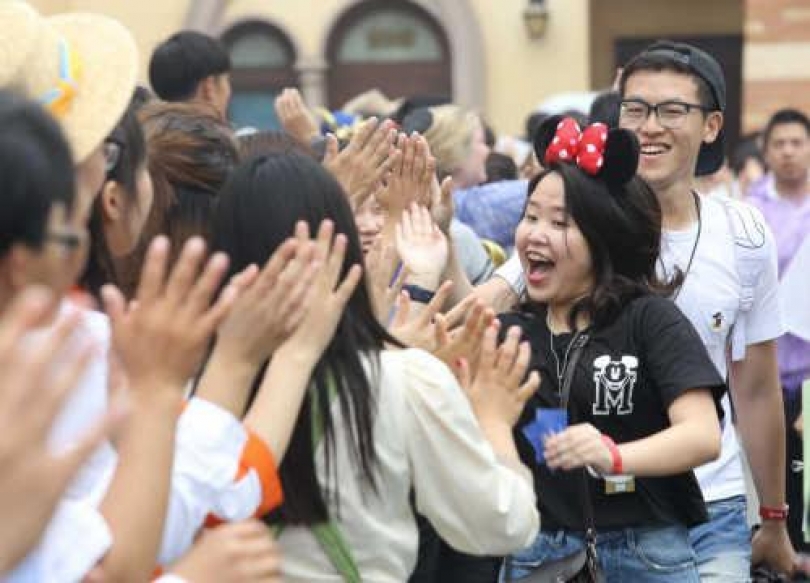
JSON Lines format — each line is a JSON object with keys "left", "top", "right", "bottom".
{"left": 100, "top": 285, "right": 127, "bottom": 323}
{"left": 324, "top": 134, "right": 339, "bottom": 164}
{"left": 456, "top": 357, "right": 471, "bottom": 391}
{"left": 440, "top": 176, "right": 454, "bottom": 203}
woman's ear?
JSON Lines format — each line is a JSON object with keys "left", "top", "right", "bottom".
{"left": 99, "top": 180, "right": 124, "bottom": 224}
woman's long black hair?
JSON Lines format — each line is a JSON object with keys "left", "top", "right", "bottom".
{"left": 522, "top": 162, "right": 680, "bottom": 329}
{"left": 213, "top": 151, "right": 402, "bottom": 525}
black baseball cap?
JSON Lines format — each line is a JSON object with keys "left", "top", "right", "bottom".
{"left": 622, "top": 40, "right": 727, "bottom": 176}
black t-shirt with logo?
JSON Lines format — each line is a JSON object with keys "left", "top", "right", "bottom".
{"left": 499, "top": 295, "right": 726, "bottom": 531}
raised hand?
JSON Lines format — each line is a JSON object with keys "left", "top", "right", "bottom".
{"left": 429, "top": 174, "right": 455, "bottom": 235}
{"left": 275, "top": 87, "right": 320, "bottom": 145}
{"left": 463, "top": 325, "right": 539, "bottom": 430}
{"left": 323, "top": 117, "right": 398, "bottom": 209}
{"left": 101, "top": 236, "right": 236, "bottom": 396}
{"left": 388, "top": 281, "right": 454, "bottom": 350}
{"left": 245, "top": 220, "right": 363, "bottom": 458}
{"left": 214, "top": 236, "right": 317, "bottom": 366}
{"left": 168, "top": 520, "right": 282, "bottom": 583}
{"left": 0, "top": 288, "right": 123, "bottom": 573}
{"left": 195, "top": 234, "right": 319, "bottom": 416}
{"left": 280, "top": 220, "right": 363, "bottom": 360}
{"left": 432, "top": 298, "right": 495, "bottom": 374}
{"left": 395, "top": 203, "right": 449, "bottom": 291}
{"left": 365, "top": 238, "right": 405, "bottom": 322}
{"left": 377, "top": 133, "right": 435, "bottom": 221}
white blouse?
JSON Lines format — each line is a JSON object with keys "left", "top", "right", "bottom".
{"left": 278, "top": 348, "right": 539, "bottom": 582}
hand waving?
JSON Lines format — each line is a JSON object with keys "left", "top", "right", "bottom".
{"left": 395, "top": 203, "right": 448, "bottom": 291}
{"left": 101, "top": 236, "right": 236, "bottom": 396}
{"left": 275, "top": 87, "right": 320, "bottom": 145}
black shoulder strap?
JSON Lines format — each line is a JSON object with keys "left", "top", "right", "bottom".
{"left": 559, "top": 333, "right": 597, "bottom": 536}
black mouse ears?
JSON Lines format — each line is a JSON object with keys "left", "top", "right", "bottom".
{"left": 533, "top": 114, "right": 640, "bottom": 188}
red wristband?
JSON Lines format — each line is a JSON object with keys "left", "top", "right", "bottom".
{"left": 759, "top": 504, "right": 789, "bottom": 521}
{"left": 600, "top": 434, "right": 623, "bottom": 475}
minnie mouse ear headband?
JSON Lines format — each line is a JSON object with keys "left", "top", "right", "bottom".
{"left": 0, "top": 1, "right": 138, "bottom": 164}
{"left": 533, "top": 115, "right": 640, "bottom": 187}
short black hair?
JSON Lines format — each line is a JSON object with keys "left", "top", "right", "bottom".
{"left": 729, "top": 132, "right": 764, "bottom": 176}
{"left": 620, "top": 51, "right": 716, "bottom": 111}
{"left": 485, "top": 151, "right": 517, "bottom": 183}
{"left": 0, "top": 91, "right": 75, "bottom": 256}
{"left": 148, "top": 31, "right": 231, "bottom": 102}
{"left": 589, "top": 91, "right": 622, "bottom": 128}
{"left": 762, "top": 108, "right": 810, "bottom": 148}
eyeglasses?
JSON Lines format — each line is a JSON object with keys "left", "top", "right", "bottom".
{"left": 103, "top": 138, "right": 124, "bottom": 175}
{"left": 619, "top": 98, "right": 711, "bottom": 130}
{"left": 44, "top": 230, "right": 85, "bottom": 250}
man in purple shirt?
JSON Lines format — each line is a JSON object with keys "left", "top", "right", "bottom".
{"left": 748, "top": 107, "right": 810, "bottom": 552}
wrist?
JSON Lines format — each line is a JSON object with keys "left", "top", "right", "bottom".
{"left": 478, "top": 418, "right": 520, "bottom": 459}
{"left": 601, "top": 434, "right": 623, "bottom": 475}
{"left": 403, "top": 282, "right": 437, "bottom": 303}
{"left": 759, "top": 504, "right": 789, "bottom": 522}
{"left": 209, "top": 343, "right": 263, "bottom": 373}
{"left": 273, "top": 342, "right": 321, "bottom": 367}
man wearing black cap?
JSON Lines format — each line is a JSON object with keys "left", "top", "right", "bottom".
{"left": 616, "top": 41, "right": 795, "bottom": 580}
{"left": 484, "top": 40, "right": 796, "bottom": 580}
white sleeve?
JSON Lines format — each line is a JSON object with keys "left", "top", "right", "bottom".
{"left": 732, "top": 212, "right": 785, "bottom": 359}
{"left": 400, "top": 350, "right": 539, "bottom": 555}
{"left": 158, "top": 397, "right": 250, "bottom": 565}
{"left": 4, "top": 499, "right": 111, "bottom": 583}
{"left": 493, "top": 253, "right": 526, "bottom": 297}
{"left": 780, "top": 233, "right": 810, "bottom": 341}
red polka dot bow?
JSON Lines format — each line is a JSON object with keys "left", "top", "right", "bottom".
{"left": 543, "top": 117, "right": 609, "bottom": 176}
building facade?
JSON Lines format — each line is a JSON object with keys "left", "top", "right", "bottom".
{"left": 27, "top": 0, "right": 810, "bottom": 146}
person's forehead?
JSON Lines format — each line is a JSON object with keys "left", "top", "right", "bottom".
{"left": 622, "top": 69, "right": 701, "bottom": 102}
{"left": 768, "top": 122, "right": 810, "bottom": 141}
{"left": 529, "top": 172, "right": 565, "bottom": 205}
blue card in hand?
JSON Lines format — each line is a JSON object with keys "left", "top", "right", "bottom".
{"left": 521, "top": 408, "right": 568, "bottom": 464}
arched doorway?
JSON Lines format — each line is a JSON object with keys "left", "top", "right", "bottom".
{"left": 221, "top": 20, "right": 298, "bottom": 129}
{"left": 326, "top": 0, "right": 452, "bottom": 110}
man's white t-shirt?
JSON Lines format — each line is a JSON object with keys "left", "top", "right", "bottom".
{"left": 658, "top": 193, "right": 784, "bottom": 502}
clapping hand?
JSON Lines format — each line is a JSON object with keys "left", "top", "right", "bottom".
{"left": 101, "top": 236, "right": 237, "bottom": 398}
{"left": 460, "top": 325, "right": 539, "bottom": 430}
{"left": 377, "top": 133, "right": 435, "bottom": 221}
{"left": 323, "top": 117, "right": 398, "bottom": 210}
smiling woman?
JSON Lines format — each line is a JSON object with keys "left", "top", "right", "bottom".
{"left": 500, "top": 114, "right": 725, "bottom": 582}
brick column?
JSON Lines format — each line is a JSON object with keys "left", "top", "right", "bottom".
{"left": 744, "top": 0, "right": 810, "bottom": 131}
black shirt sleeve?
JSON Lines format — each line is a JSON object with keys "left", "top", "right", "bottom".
{"left": 635, "top": 296, "right": 726, "bottom": 411}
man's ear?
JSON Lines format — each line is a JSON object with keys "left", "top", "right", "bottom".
{"left": 703, "top": 111, "right": 723, "bottom": 145}
{"left": 1, "top": 245, "right": 33, "bottom": 292}
{"left": 196, "top": 76, "right": 217, "bottom": 104}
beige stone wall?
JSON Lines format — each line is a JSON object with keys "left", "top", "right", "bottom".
{"left": 28, "top": 0, "right": 191, "bottom": 86}
{"left": 744, "top": 0, "right": 810, "bottom": 131}
{"left": 27, "top": 0, "right": 592, "bottom": 137}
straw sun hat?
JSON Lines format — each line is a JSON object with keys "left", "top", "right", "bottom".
{"left": 0, "top": 1, "right": 138, "bottom": 163}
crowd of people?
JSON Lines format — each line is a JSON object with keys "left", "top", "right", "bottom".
{"left": 1, "top": 0, "right": 809, "bottom": 581}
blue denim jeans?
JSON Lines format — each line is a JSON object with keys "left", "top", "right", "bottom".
{"left": 503, "top": 524, "right": 700, "bottom": 583}
{"left": 688, "top": 495, "right": 751, "bottom": 582}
